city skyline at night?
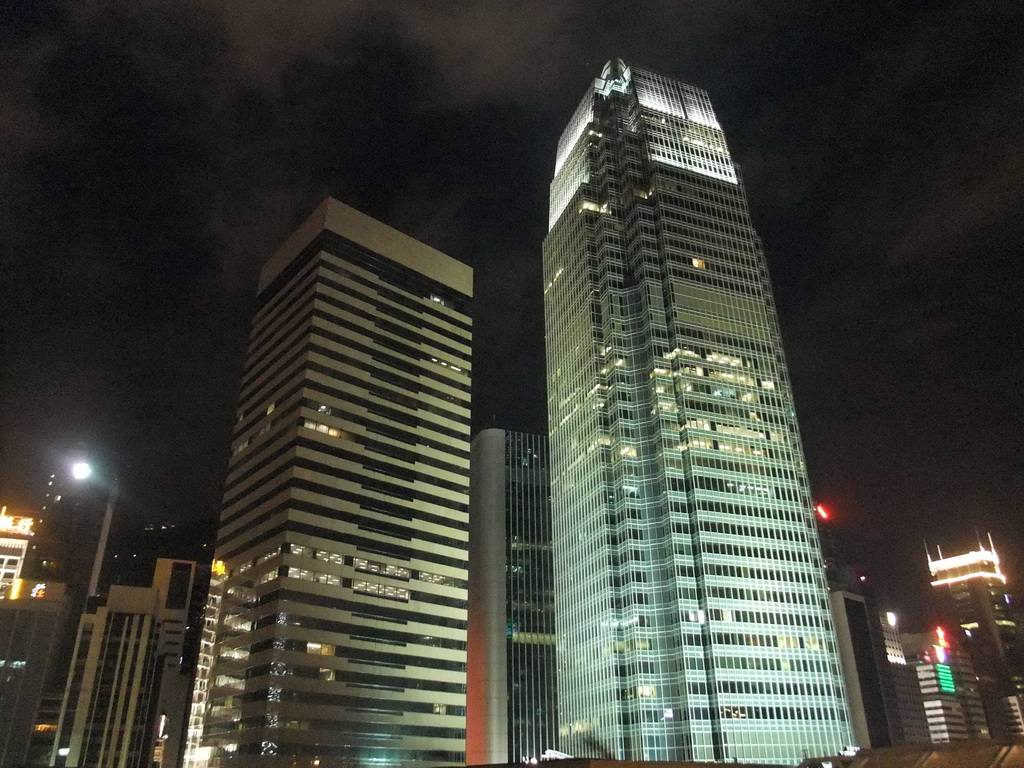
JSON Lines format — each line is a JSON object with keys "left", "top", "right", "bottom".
{"left": 0, "top": 6, "right": 1022, "bottom": 767}
{"left": 3, "top": 4, "right": 1021, "bottom": 626}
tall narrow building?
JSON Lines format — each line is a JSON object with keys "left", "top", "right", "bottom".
{"left": 203, "top": 199, "right": 472, "bottom": 767}
{"left": 542, "top": 60, "right": 853, "bottom": 764}
{"left": 467, "top": 429, "right": 557, "bottom": 765}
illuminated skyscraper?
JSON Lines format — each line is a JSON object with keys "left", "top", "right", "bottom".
{"left": 202, "top": 199, "right": 472, "bottom": 767}
{"left": 929, "top": 540, "right": 1024, "bottom": 738}
{"left": 542, "top": 60, "right": 853, "bottom": 764}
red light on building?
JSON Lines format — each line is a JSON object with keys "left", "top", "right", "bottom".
{"left": 815, "top": 504, "right": 830, "bottom": 521}
{"left": 936, "top": 626, "right": 949, "bottom": 647}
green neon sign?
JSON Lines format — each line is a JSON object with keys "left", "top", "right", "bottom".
{"left": 935, "top": 664, "right": 956, "bottom": 693}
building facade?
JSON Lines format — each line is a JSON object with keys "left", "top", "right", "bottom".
{"left": 929, "top": 540, "right": 1024, "bottom": 738}
{"left": 467, "top": 429, "right": 557, "bottom": 765}
{"left": 0, "top": 580, "right": 67, "bottom": 768}
{"left": 151, "top": 559, "right": 198, "bottom": 768}
{"left": 542, "top": 60, "right": 853, "bottom": 764}
{"left": 201, "top": 199, "right": 472, "bottom": 767}
{"left": 52, "top": 585, "right": 163, "bottom": 768}
{"left": 902, "top": 627, "right": 989, "bottom": 743}
{"left": 183, "top": 561, "right": 227, "bottom": 768}
{"left": 879, "top": 613, "right": 931, "bottom": 746}
{"left": 0, "top": 508, "right": 33, "bottom": 597}
{"left": 51, "top": 560, "right": 198, "bottom": 768}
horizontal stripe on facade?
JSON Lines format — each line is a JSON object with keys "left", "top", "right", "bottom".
{"left": 243, "top": 301, "right": 471, "bottom": 402}
{"left": 221, "top": 715, "right": 465, "bottom": 741}
{"left": 320, "top": 255, "right": 471, "bottom": 333}
{"left": 221, "top": 453, "right": 468, "bottom": 523}
{"left": 220, "top": 476, "right": 467, "bottom": 535}
{"left": 224, "top": 433, "right": 468, "bottom": 503}
{"left": 256, "top": 230, "right": 470, "bottom": 318}
{"left": 251, "top": 614, "right": 464, "bottom": 652}
{"left": 220, "top": 520, "right": 467, "bottom": 570}
{"left": 264, "top": 588, "right": 465, "bottom": 627}
{"left": 232, "top": 378, "right": 468, "bottom": 459}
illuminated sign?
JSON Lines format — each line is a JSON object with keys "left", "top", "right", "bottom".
{"left": 0, "top": 506, "right": 35, "bottom": 536}
{"left": 212, "top": 560, "right": 227, "bottom": 577}
{"left": 935, "top": 663, "right": 956, "bottom": 693}
{"left": 8, "top": 580, "right": 49, "bottom": 601}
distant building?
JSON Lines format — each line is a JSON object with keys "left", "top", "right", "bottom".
{"left": 151, "top": 559, "right": 198, "bottom": 768}
{"left": 929, "top": 539, "right": 1024, "bottom": 737}
{"left": 467, "top": 430, "right": 556, "bottom": 765}
{"left": 878, "top": 613, "right": 930, "bottom": 746}
{"left": 0, "top": 580, "right": 67, "bottom": 768}
{"left": 51, "top": 585, "right": 162, "bottom": 768}
{"left": 829, "top": 588, "right": 906, "bottom": 748}
{"left": 902, "top": 627, "right": 988, "bottom": 743}
{"left": 0, "top": 507, "right": 34, "bottom": 596}
{"left": 51, "top": 559, "right": 197, "bottom": 768}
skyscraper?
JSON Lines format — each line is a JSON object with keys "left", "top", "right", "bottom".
{"left": 467, "top": 429, "right": 556, "bottom": 765}
{"left": 542, "top": 60, "right": 853, "bottom": 764}
{"left": 201, "top": 199, "right": 472, "bottom": 767}
{"left": 902, "top": 627, "right": 989, "bottom": 743}
{"left": 929, "top": 540, "right": 1024, "bottom": 738}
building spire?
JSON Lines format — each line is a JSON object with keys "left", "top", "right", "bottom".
{"left": 601, "top": 57, "right": 630, "bottom": 81}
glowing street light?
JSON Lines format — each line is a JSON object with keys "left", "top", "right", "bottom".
{"left": 71, "top": 461, "right": 93, "bottom": 481}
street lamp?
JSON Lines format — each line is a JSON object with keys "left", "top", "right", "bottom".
{"left": 69, "top": 459, "right": 118, "bottom": 598}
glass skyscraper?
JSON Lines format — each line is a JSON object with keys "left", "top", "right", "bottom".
{"left": 202, "top": 199, "right": 472, "bottom": 767}
{"left": 542, "top": 60, "right": 853, "bottom": 764}
{"left": 467, "top": 430, "right": 556, "bottom": 765}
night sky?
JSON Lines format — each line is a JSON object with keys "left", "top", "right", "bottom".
{"left": 2, "top": 1, "right": 1022, "bottom": 627}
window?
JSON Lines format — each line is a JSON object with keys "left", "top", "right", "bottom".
{"left": 354, "top": 557, "right": 410, "bottom": 580}
{"left": 353, "top": 580, "right": 410, "bottom": 602}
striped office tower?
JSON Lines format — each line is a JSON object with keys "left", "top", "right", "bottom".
{"left": 202, "top": 199, "right": 472, "bottom": 768}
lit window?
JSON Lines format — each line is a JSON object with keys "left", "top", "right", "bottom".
{"left": 353, "top": 557, "right": 410, "bottom": 580}
{"left": 353, "top": 580, "right": 410, "bottom": 602}
{"left": 691, "top": 258, "right": 706, "bottom": 269}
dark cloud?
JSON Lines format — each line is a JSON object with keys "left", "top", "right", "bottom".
{"left": 1, "top": 0, "right": 1022, "bottom": 623}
